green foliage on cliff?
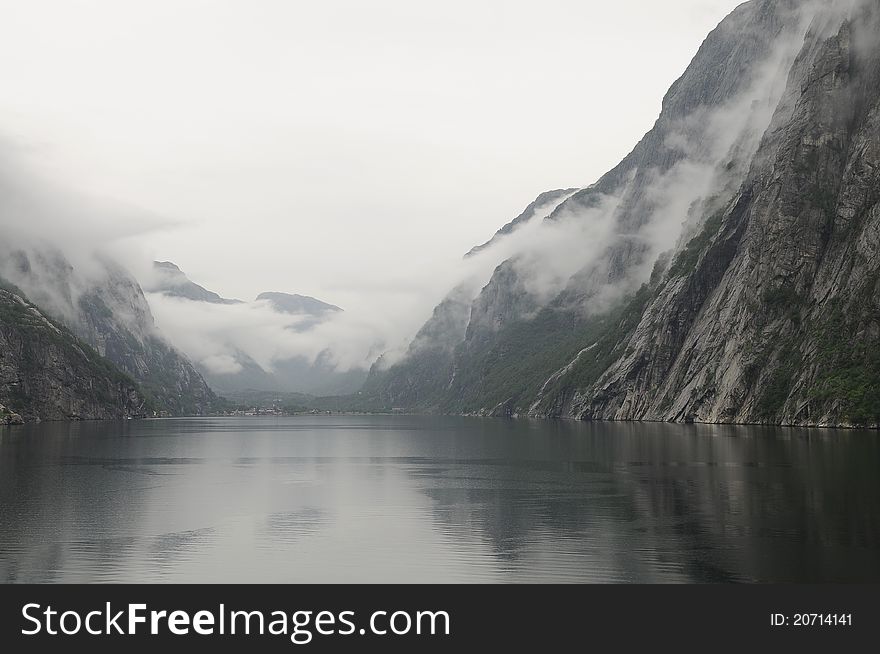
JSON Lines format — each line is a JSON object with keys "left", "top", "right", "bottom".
{"left": 440, "top": 304, "right": 592, "bottom": 414}
{"left": 809, "top": 298, "right": 880, "bottom": 426}
{"left": 762, "top": 285, "right": 804, "bottom": 324}
{"left": 755, "top": 340, "right": 801, "bottom": 421}
{"left": 668, "top": 210, "right": 725, "bottom": 278}
{"left": 435, "top": 284, "right": 656, "bottom": 416}
{"left": 567, "top": 284, "right": 654, "bottom": 390}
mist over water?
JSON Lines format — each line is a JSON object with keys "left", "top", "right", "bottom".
{"left": 1, "top": 416, "right": 878, "bottom": 583}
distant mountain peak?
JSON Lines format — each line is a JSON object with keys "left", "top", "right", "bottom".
{"left": 255, "top": 292, "right": 342, "bottom": 316}
{"left": 146, "top": 261, "right": 242, "bottom": 305}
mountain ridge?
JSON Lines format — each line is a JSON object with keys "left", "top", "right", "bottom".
{"left": 364, "top": 0, "right": 880, "bottom": 428}
{"left": 0, "top": 277, "right": 147, "bottom": 421}
{"left": 0, "top": 249, "right": 218, "bottom": 418}
{"left": 256, "top": 292, "right": 342, "bottom": 315}
{"left": 141, "top": 262, "right": 361, "bottom": 396}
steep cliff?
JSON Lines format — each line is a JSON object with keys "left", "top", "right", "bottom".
{"left": 0, "top": 281, "right": 145, "bottom": 421}
{"left": 364, "top": 187, "right": 579, "bottom": 409}
{"left": 0, "top": 250, "right": 218, "bottom": 416}
{"left": 535, "top": 3, "right": 880, "bottom": 427}
{"left": 367, "top": 0, "right": 880, "bottom": 427}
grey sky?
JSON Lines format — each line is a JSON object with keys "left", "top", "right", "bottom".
{"left": 0, "top": 0, "right": 742, "bottom": 312}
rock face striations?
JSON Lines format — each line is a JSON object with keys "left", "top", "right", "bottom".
{"left": 0, "top": 251, "right": 217, "bottom": 420}
{"left": 0, "top": 280, "right": 146, "bottom": 421}
{"left": 367, "top": 0, "right": 880, "bottom": 427}
{"left": 546, "top": 2, "right": 880, "bottom": 428}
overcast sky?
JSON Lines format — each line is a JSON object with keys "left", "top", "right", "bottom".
{"left": 0, "top": 0, "right": 743, "bottom": 308}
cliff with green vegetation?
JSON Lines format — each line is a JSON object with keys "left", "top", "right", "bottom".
{"left": 366, "top": 0, "right": 880, "bottom": 428}
{"left": 0, "top": 250, "right": 219, "bottom": 420}
{"left": 0, "top": 281, "right": 146, "bottom": 421}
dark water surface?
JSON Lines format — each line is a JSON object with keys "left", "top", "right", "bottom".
{"left": 1, "top": 416, "right": 878, "bottom": 583}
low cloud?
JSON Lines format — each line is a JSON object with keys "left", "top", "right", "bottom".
{"left": 485, "top": 0, "right": 819, "bottom": 319}
{"left": 0, "top": 0, "right": 862, "bottom": 388}
{"left": 145, "top": 292, "right": 392, "bottom": 374}
{"left": 0, "top": 139, "right": 174, "bottom": 270}
{"left": 158, "top": 0, "right": 826, "bottom": 379}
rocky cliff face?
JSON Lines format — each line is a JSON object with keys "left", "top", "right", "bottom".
{"left": 364, "top": 187, "right": 579, "bottom": 409}
{"left": 0, "top": 281, "right": 145, "bottom": 421}
{"left": 538, "top": 2, "right": 880, "bottom": 428}
{"left": 0, "top": 251, "right": 218, "bottom": 416}
{"left": 367, "top": 0, "right": 880, "bottom": 428}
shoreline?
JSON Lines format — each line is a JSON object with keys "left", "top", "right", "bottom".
{"left": 3, "top": 411, "right": 878, "bottom": 432}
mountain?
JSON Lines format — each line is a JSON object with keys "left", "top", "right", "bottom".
{"left": 539, "top": 1, "right": 880, "bottom": 427}
{"left": 147, "top": 261, "right": 242, "bottom": 304}
{"left": 0, "top": 250, "right": 218, "bottom": 417}
{"left": 254, "top": 292, "right": 343, "bottom": 335}
{"left": 236, "top": 293, "right": 365, "bottom": 395}
{"left": 0, "top": 279, "right": 146, "bottom": 421}
{"left": 256, "top": 292, "right": 341, "bottom": 316}
{"left": 205, "top": 355, "right": 367, "bottom": 397}
{"left": 465, "top": 188, "right": 579, "bottom": 257}
{"left": 365, "top": 0, "right": 880, "bottom": 428}
{"left": 140, "top": 265, "right": 365, "bottom": 396}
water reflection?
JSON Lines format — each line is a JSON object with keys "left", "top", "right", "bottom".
{"left": 0, "top": 417, "right": 878, "bottom": 582}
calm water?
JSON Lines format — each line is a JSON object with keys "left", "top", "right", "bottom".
{"left": 1, "top": 416, "right": 878, "bottom": 583}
